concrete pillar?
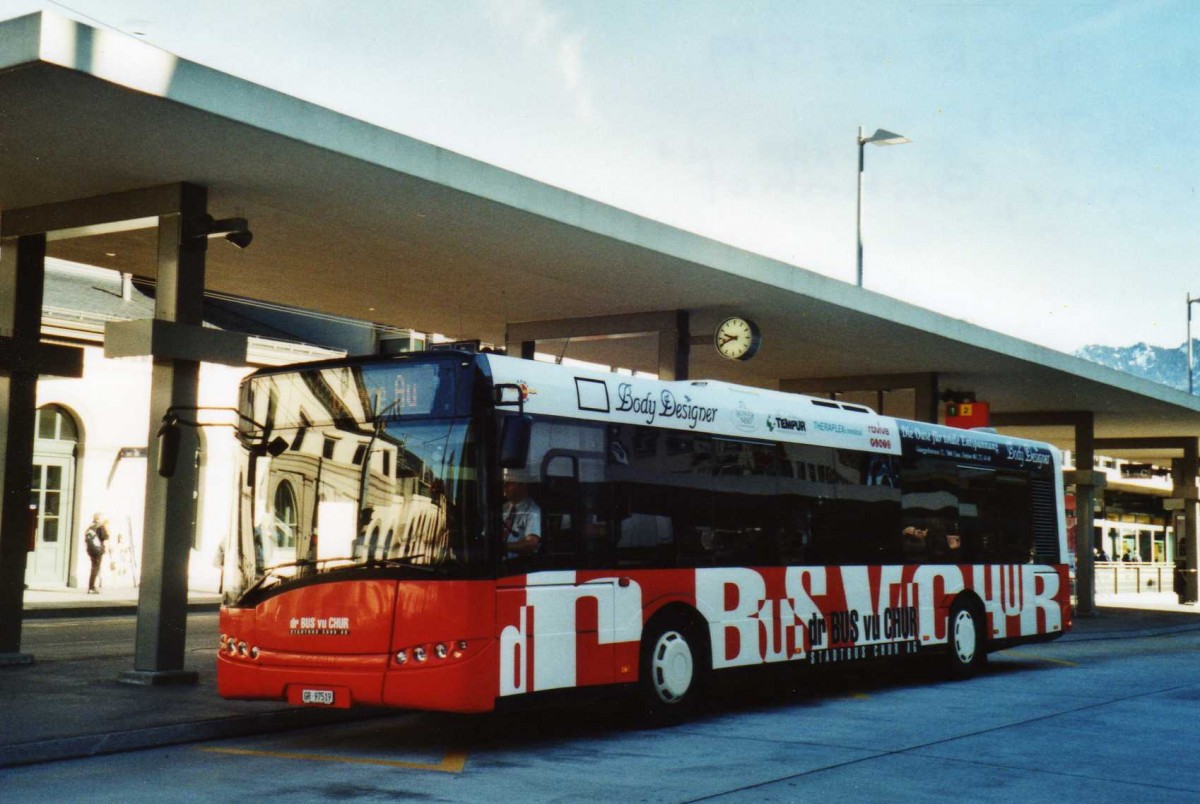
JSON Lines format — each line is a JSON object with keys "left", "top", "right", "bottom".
{"left": 0, "top": 234, "right": 46, "bottom": 662}
{"left": 120, "top": 184, "right": 208, "bottom": 685}
{"left": 1177, "top": 443, "right": 1199, "bottom": 604}
{"left": 915, "top": 373, "right": 940, "bottom": 424}
{"left": 1073, "top": 415, "right": 1097, "bottom": 616}
{"left": 658, "top": 310, "right": 689, "bottom": 381}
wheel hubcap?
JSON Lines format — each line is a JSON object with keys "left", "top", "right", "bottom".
{"left": 652, "top": 630, "right": 694, "bottom": 703}
{"left": 953, "top": 610, "right": 976, "bottom": 664}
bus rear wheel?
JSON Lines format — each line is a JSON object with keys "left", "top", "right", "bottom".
{"left": 946, "top": 597, "right": 987, "bottom": 679}
{"left": 637, "top": 616, "right": 704, "bottom": 723}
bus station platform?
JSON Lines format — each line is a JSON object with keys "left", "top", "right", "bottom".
{"left": 1, "top": 588, "right": 1198, "bottom": 769}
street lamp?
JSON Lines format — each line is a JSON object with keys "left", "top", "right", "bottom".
{"left": 1188, "top": 293, "right": 1200, "bottom": 393}
{"left": 856, "top": 126, "right": 910, "bottom": 288}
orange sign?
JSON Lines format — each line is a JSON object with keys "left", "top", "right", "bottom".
{"left": 945, "top": 401, "right": 990, "bottom": 429}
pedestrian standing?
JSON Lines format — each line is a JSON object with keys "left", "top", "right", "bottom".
{"left": 84, "top": 512, "right": 110, "bottom": 594}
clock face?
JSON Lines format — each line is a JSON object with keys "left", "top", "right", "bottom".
{"left": 715, "top": 317, "right": 761, "bottom": 361}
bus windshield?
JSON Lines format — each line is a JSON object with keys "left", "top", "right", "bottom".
{"left": 223, "top": 362, "right": 484, "bottom": 602}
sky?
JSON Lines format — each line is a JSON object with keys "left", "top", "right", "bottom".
{"left": 3, "top": 0, "right": 1199, "bottom": 354}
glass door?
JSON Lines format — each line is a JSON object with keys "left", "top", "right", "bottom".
{"left": 26, "top": 457, "right": 74, "bottom": 586}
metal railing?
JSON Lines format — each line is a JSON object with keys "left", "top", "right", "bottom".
{"left": 1094, "top": 561, "right": 1177, "bottom": 595}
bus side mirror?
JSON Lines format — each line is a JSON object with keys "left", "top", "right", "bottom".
{"left": 157, "top": 419, "right": 182, "bottom": 477}
{"left": 499, "top": 414, "right": 532, "bottom": 469}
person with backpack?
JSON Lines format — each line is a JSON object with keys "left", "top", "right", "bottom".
{"left": 84, "top": 512, "right": 110, "bottom": 594}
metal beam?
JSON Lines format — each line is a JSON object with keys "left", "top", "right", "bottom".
{"left": 505, "top": 309, "right": 691, "bottom": 380}
{"left": 0, "top": 184, "right": 196, "bottom": 238}
{"left": 1094, "top": 437, "right": 1198, "bottom": 453}
{"left": 505, "top": 310, "right": 684, "bottom": 344}
{"left": 990, "top": 411, "right": 1095, "bottom": 428}
{"left": 0, "top": 339, "right": 84, "bottom": 378}
{"left": 780, "top": 372, "right": 939, "bottom": 422}
{"left": 104, "top": 319, "right": 248, "bottom": 366}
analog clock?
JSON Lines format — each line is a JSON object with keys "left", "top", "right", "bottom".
{"left": 714, "top": 316, "right": 761, "bottom": 361}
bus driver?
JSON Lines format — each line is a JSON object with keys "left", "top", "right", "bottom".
{"left": 502, "top": 479, "right": 542, "bottom": 557}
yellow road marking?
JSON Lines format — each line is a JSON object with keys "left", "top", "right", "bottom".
{"left": 199, "top": 746, "right": 467, "bottom": 773}
{"left": 850, "top": 692, "right": 870, "bottom": 700}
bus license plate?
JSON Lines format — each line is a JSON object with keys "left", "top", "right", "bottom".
{"left": 301, "top": 689, "right": 335, "bottom": 706}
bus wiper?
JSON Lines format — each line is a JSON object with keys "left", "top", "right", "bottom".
{"left": 242, "top": 562, "right": 301, "bottom": 595}
{"left": 242, "top": 557, "right": 353, "bottom": 594}
{"left": 370, "top": 554, "right": 436, "bottom": 573}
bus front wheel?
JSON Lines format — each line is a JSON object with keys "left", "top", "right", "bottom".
{"left": 946, "top": 597, "right": 987, "bottom": 679}
{"left": 637, "top": 615, "right": 705, "bottom": 722}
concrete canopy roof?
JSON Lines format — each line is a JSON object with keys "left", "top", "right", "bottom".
{"left": 2, "top": 11, "right": 1198, "bottom": 462}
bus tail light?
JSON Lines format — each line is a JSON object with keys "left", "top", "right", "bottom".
{"left": 393, "top": 640, "right": 473, "bottom": 666}
{"left": 219, "top": 634, "right": 259, "bottom": 661}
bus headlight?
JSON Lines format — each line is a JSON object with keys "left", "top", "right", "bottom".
{"left": 435, "top": 643, "right": 448, "bottom": 659}
{"left": 413, "top": 646, "right": 427, "bottom": 662}
{"left": 395, "top": 650, "right": 408, "bottom": 665}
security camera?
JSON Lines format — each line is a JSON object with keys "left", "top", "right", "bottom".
{"left": 192, "top": 216, "right": 253, "bottom": 249}
{"left": 224, "top": 230, "right": 253, "bottom": 249}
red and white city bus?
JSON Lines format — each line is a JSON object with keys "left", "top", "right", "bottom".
{"left": 216, "top": 349, "right": 1071, "bottom": 716}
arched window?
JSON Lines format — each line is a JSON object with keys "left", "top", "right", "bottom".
{"left": 36, "top": 404, "right": 79, "bottom": 443}
{"left": 273, "top": 481, "right": 298, "bottom": 548}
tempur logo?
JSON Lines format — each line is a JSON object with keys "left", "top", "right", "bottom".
{"left": 767, "top": 414, "right": 807, "bottom": 433}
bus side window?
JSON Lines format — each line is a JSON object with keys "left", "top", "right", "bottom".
{"left": 526, "top": 421, "right": 610, "bottom": 569}
{"left": 832, "top": 449, "right": 901, "bottom": 564}
{"left": 778, "top": 443, "right": 838, "bottom": 566}
{"left": 537, "top": 467, "right": 578, "bottom": 567}
{"left": 899, "top": 457, "right": 959, "bottom": 565}
{"left": 708, "top": 437, "right": 778, "bottom": 566}
{"left": 609, "top": 424, "right": 694, "bottom": 569}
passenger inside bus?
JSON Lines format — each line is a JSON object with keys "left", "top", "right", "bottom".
{"left": 502, "top": 479, "right": 542, "bottom": 558}
{"left": 902, "top": 518, "right": 962, "bottom": 561}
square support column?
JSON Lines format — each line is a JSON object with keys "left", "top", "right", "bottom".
{"left": 1176, "top": 443, "right": 1199, "bottom": 604}
{"left": 1072, "top": 415, "right": 1097, "bottom": 616}
{"left": 120, "top": 185, "right": 209, "bottom": 686}
{"left": 0, "top": 234, "right": 47, "bottom": 663}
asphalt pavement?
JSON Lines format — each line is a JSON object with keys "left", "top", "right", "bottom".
{"left": 1, "top": 586, "right": 1197, "bottom": 770}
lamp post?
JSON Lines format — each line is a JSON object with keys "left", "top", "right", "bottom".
{"left": 856, "top": 126, "right": 911, "bottom": 288}
{"left": 1189, "top": 293, "right": 1200, "bottom": 394}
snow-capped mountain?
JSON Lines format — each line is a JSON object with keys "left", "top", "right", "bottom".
{"left": 1074, "top": 342, "right": 1191, "bottom": 391}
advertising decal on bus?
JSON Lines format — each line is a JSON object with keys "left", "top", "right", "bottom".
{"left": 490, "top": 358, "right": 904, "bottom": 456}
{"left": 898, "top": 420, "right": 1054, "bottom": 470}
{"left": 497, "top": 562, "right": 1063, "bottom": 696}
